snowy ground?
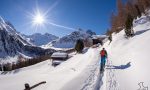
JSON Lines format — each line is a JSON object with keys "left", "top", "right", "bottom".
{"left": 0, "top": 48, "right": 104, "bottom": 90}
{"left": 103, "top": 15, "right": 150, "bottom": 90}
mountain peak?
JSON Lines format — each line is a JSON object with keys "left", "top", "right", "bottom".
{"left": 0, "top": 16, "right": 5, "bottom": 24}
{"left": 86, "top": 29, "right": 96, "bottom": 35}
{"left": 22, "top": 33, "right": 59, "bottom": 46}
{"left": 0, "top": 16, "right": 17, "bottom": 34}
{"left": 44, "top": 29, "right": 96, "bottom": 48}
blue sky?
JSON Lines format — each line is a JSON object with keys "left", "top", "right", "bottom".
{"left": 0, "top": 0, "right": 119, "bottom": 37}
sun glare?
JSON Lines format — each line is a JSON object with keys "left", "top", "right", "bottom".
{"left": 26, "top": 7, "right": 49, "bottom": 31}
{"left": 27, "top": 6, "right": 75, "bottom": 31}
{"left": 33, "top": 13, "right": 45, "bottom": 25}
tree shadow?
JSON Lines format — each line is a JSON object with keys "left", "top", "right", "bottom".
{"left": 1, "top": 69, "right": 20, "bottom": 75}
{"left": 106, "top": 62, "right": 131, "bottom": 70}
{"left": 0, "top": 71, "right": 10, "bottom": 75}
{"left": 13, "top": 69, "right": 20, "bottom": 74}
{"left": 135, "top": 29, "right": 150, "bottom": 36}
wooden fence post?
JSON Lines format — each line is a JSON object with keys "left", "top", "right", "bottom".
{"left": 24, "top": 83, "right": 30, "bottom": 90}
{"left": 24, "top": 81, "right": 46, "bottom": 90}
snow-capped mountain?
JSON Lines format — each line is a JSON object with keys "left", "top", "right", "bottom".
{"left": 22, "top": 33, "right": 58, "bottom": 46}
{"left": 43, "top": 29, "right": 96, "bottom": 48}
{"left": 0, "top": 16, "right": 31, "bottom": 57}
{"left": 0, "top": 16, "right": 55, "bottom": 58}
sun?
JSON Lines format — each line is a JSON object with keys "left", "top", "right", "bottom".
{"left": 33, "top": 13, "right": 45, "bottom": 25}
{"left": 27, "top": 8, "right": 49, "bottom": 31}
{"left": 27, "top": 6, "right": 75, "bottom": 31}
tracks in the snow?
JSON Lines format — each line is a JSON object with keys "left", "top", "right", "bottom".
{"left": 80, "top": 64, "right": 99, "bottom": 90}
{"left": 106, "top": 61, "right": 119, "bottom": 90}
{"left": 94, "top": 72, "right": 104, "bottom": 90}
{"left": 80, "top": 63, "right": 105, "bottom": 90}
{"left": 81, "top": 60, "right": 119, "bottom": 90}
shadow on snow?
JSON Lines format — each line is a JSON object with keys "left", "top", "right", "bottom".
{"left": 1, "top": 69, "right": 20, "bottom": 75}
{"left": 94, "top": 71, "right": 104, "bottom": 90}
{"left": 135, "top": 29, "right": 150, "bottom": 36}
{"left": 106, "top": 62, "right": 131, "bottom": 70}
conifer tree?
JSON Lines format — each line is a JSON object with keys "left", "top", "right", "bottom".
{"left": 110, "top": 12, "right": 118, "bottom": 33}
{"left": 125, "top": 14, "right": 134, "bottom": 37}
{"left": 75, "top": 39, "right": 84, "bottom": 53}
{"left": 116, "top": 0, "right": 126, "bottom": 31}
{"left": 108, "top": 0, "right": 150, "bottom": 35}
{"left": 134, "top": 4, "right": 142, "bottom": 17}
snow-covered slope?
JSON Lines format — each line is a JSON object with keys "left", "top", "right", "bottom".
{"left": 22, "top": 33, "right": 58, "bottom": 46}
{"left": 0, "top": 48, "right": 101, "bottom": 90}
{"left": 102, "top": 13, "right": 150, "bottom": 90}
{"left": 43, "top": 30, "right": 96, "bottom": 48}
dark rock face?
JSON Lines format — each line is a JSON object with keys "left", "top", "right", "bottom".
{"left": 0, "top": 29, "right": 22, "bottom": 57}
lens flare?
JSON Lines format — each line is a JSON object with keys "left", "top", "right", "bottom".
{"left": 33, "top": 13, "right": 45, "bottom": 25}
{"left": 25, "top": 0, "right": 75, "bottom": 32}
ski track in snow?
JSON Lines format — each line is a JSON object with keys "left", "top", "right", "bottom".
{"left": 106, "top": 59, "right": 119, "bottom": 90}
{"left": 80, "top": 63, "right": 99, "bottom": 90}
{"left": 79, "top": 57, "right": 106, "bottom": 90}
{"left": 87, "top": 47, "right": 120, "bottom": 90}
{"left": 70, "top": 47, "right": 105, "bottom": 90}
{"left": 76, "top": 47, "right": 113, "bottom": 90}
{"left": 60, "top": 48, "right": 103, "bottom": 90}
{"left": 79, "top": 63, "right": 107, "bottom": 90}
{"left": 94, "top": 70, "right": 104, "bottom": 90}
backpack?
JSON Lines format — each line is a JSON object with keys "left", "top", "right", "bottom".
{"left": 100, "top": 50, "right": 106, "bottom": 56}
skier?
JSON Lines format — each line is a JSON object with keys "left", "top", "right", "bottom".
{"left": 100, "top": 48, "right": 107, "bottom": 72}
